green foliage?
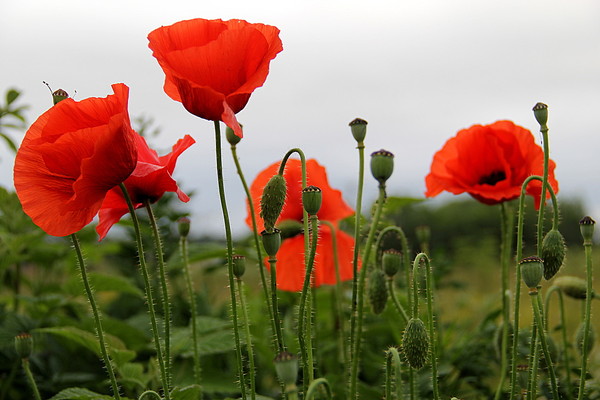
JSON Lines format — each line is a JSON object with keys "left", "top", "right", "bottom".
{"left": 0, "top": 88, "right": 28, "bottom": 155}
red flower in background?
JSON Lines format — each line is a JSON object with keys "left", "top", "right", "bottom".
{"left": 13, "top": 83, "right": 137, "bottom": 237}
{"left": 148, "top": 18, "right": 283, "bottom": 138}
{"left": 247, "top": 159, "right": 357, "bottom": 291}
{"left": 425, "top": 120, "right": 558, "bottom": 207}
{"left": 96, "top": 133, "right": 195, "bottom": 240}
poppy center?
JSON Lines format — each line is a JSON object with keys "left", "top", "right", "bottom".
{"left": 478, "top": 170, "right": 506, "bottom": 186}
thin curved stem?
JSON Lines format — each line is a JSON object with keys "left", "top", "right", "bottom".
{"left": 21, "top": 358, "right": 41, "bottom": 400}
{"left": 387, "top": 278, "right": 409, "bottom": 324}
{"left": 305, "top": 378, "right": 332, "bottom": 400}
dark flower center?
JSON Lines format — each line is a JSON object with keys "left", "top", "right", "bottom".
{"left": 478, "top": 170, "right": 506, "bottom": 186}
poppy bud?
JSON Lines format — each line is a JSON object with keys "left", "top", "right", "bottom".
{"left": 532, "top": 102, "right": 548, "bottom": 126}
{"left": 554, "top": 276, "right": 596, "bottom": 300}
{"left": 177, "top": 217, "right": 191, "bottom": 238}
{"left": 226, "top": 124, "right": 243, "bottom": 146}
{"left": 261, "top": 229, "right": 281, "bottom": 257}
{"left": 302, "top": 185, "right": 322, "bottom": 215}
{"left": 575, "top": 322, "right": 595, "bottom": 356}
{"left": 278, "top": 219, "right": 303, "bottom": 239}
{"left": 541, "top": 229, "right": 566, "bottom": 280}
{"left": 232, "top": 255, "right": 246, "bottom": 278}
{"left": 520, "top": 256, "right": 544, "bottom": 292}
{"left": 382, "top": 249, "right": 402, "bottom": 277}
{"left": 579, "top": 216, "right": 595, "bottom": 245}
{"left": 368, "top": 268, "right": 388, "bottom": 314}
{"left": 260, "top": 174, "right": 287, "bottom": 232}
{"left": 402, "top": 317, "right": 430, "bottom": 370}
{"left": 349, "top": 118, "right": 368, "bottom": 143}
{"left": 370, "top": 149, "right": 394, "bottom": 184}
{"left": 14, "top": 333, "right": 33, "bottom": 359}
{"left": 274, "top": 351, "right": 298, "bottom": 387}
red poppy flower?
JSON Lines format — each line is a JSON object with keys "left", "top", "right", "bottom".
{"left": 96, "top": 133, "right": 195, "bottom": 240}
{"left": 247, "top": 159, "right": 357, "bottom": 291}
{"left": 148, "top": 18, "right": 283, "bottom": 138}
{"left": 13, "top": 83, "right": 137, "bottom": 237}
{"left": 425, "top": 120, "right": 559, "bottom": 207}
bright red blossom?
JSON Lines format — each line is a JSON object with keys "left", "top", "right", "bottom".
{"left": 96, "top": 133, "right": 195, "bottom": 240}
{"left": 13, "top": 83, "right": 137, "bottom": 237}
{"left": 148, "top": 18, "right": 283, "bottom": 138}
{"left": 247, "top": 159, "right": 357, "bottom": 292}
{"left": 425, "top": 120, "right": 558, "bottom": 207}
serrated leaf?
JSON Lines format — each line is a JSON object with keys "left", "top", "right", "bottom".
{"left": 171, "top": 384, "right": 202, "bottom": 400}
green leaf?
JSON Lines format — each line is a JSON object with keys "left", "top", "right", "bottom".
{"left": 171, "top": 384, "right": 202, "bottom": 400}
{"left": 49, "top": 387, "right": 133, "bottom": 400}
{"left": 0, "top": 132, "right": 18, "bottom": 152}
{"left": 6, "top": 89, "right": 20, "bottom": 105}
{"left": 65, "top": 272, "right": 144, "bottom": 298}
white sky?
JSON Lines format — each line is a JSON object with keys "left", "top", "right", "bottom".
{"left": 2, "top": 0, "right": 600, "bottom": 237}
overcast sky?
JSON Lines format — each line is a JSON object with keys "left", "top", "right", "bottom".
{"left": 2, "top": 0, "right": 600, "bottom": 238}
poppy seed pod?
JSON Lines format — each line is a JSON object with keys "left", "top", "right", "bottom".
{"left": 382, "top": 249, "right": 402, "bottom": 277}
{"left": 349, "top": 118, "right": 367, "bottom": 143}
{"left": 520, "top": 256, "right": 544, "bottom": 291}
{"left": 261, "top": 229, "right": 281, "bottom": 257}
{"left": 532, "top": 102, "right": 548, "bottom": 126}
{"left": 370, "top": 149, "right": 394, "bottom": 184}
{"left": 579, "top": 216, "right": 595, "bottom": 244}
{"left": 541, "top": 229, "right": 566, "bottom": 280}
{"left": 226, "top": 124, "right": 242, "bottom": 146}
{"left": 575, "top": 322, "right": 595, "bottom": 357}
{"left": 232, "top": 255, "right": 246, "bottom": 278}
{"left": 274, "top": 351, "right": 298, "bottom": 386}
{"left": 177, "top": 217, "right": 191, "bottom": 238}
{"left": 554, "top": 276, "right": 595, "bottom": 300}
{"left": 368, "top": 268, "right": 388, "bottom": 314}
{"left": 14, "top": 333, "right": 33, "bottom": 359}
{"left": 51, "top": 89, "right": 69, "bottom": 105}
{"left": 302, "top": 185, "right": 322, "bottom": 215}
{"left": 402, "top": 318, "right": 430, "bottom": 370}
{"left": 260, "top": 174, "right": 287, "bottom": 232}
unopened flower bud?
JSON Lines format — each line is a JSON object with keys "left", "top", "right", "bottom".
{"left": 575, "top": 322, "right": 595, "bottom": 356}
{"left": 402, "top": 318, "right": 430, "bottom": 370}
{"left": 532, "top": 102, "right": 548, "bottom": 126}
{"left": 370, "top": 149, "right": 394, "bottom": 184}
{"left": 15, "top": 333, "right": 33, "bottom": 359}
{"left": 368, "top": 268, "right": 388, "bottom": 314}
{"left": 232, "top": 255, "right": 246, "bottom": 278}
{"left": 261, "top": 229, "right": 281, "bottom": 257}
{"left": 554, "top": 276, "right": 596, "bottom": 300}
{"left": 302, "top": 185, "right": 322, "bottom": 215}
{"left": 541, "top": 229, "right": 566, "bottom": 280}
{"left": 226, "top": 124, "right": 243, "bottom": 146}
{"left": 177, "top": 217, "right": 191, "bottom": 238}
{"left": 520, "top": 256, "right": 544, "bottom": 291}
{"left": 349, "top": 118, "right": 367, "bottom": 143}
{"left": 274, "top": 351, "right": 298, "bottom": 387}
{"left": 579, "top": 216, "right": 595, "bottom": 245}
{"left": 382, "top": 249, "right": 402, "bottom": 277}
{"left": 260, "top": 174, "right": 287, "bottom": 232}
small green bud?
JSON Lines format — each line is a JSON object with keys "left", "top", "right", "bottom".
{"left": 368, "top": 268, "right": 388, "bottom": 314}
{"left": 579, "top": 216, "right": 595, "bottom": 244}
{"left": 277, "top": 219, "right": 303, "bottom": 239}
{"left": 541, "top": 229, "right": 566, "bottom": 280}
{"left": 226, "top": 124, "right": 243, "bottom": 145}
{"left": 232, "top": 255, "right": 246, "bottom": 278}
{"left": 532, "top": 102, "right": 548, "bottom": 126}
{"left": 15, "top": 333, "right": 33, "bottom": 359}
{"left": 370, "top": 149, "right": 394, "bottom": 184}
{"left": 520, "top": 256, "right": 544, "bottom": 291}
{"left": 402, "top": 318, "right": 430, "bottom": 370}
{"left": 177, "top": 217, "right": 191, "bottom": 238}
{"left": 260, "top": 174, "right": 287, "bottom": 232}
{"left": 554, "top": 276, "right": 596, "bottom": 300}
{"left": 382, "top": 249, "right": 402, "bottom": 277}
{"left": 575, "top": 322, "right": 595, "bottom": 356}
{"left": 349, "top": 118, "right": 367, "bottom": 143}
{"left": 274, "top": 351, "right": 298, "bottom": 387}
{"left": 261, "top": 229, "right": 281, "bottom": 257}
{"left": 302, "top": 185, "right": 322, "bottom": 215}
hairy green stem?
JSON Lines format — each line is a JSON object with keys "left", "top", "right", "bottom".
{"left": 21, "top": 358, "right": 41, "bottom": 400}
{"left": 305, "top": 378, "right": 332, "bottom": 400}
{"left": 531, "top": 292, "right": 559, "bottom": 399}
{"left": 385, "top": 346, "right": 403, "bottom": 400}
{"left": 237, "top": 278, "right": 256, "bottom": 400}
{"left": 545, "top": 286, "right": 573, "bottom": 397}
{"left": 578, "top": 236, "right": 594, "bottom": 400}
{"left": 350, "top": 140, "right": 365, "bottom": 353}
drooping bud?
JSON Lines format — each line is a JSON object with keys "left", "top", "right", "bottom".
{"left": 260, "top": 174, "right": 287, "bottom": 232}
{"left": 575, "top": 322, "right": 595, "bottom": 356}
{"left": 226, "top": 124, "right": 243, "bottom": 146}
{"left": 177, "top": 217, "right": 191, "bottom": 238}
{"left": 520, "top": 256, "right": 544, "bottom": 292}
{"left": 232, "top": 255, "right": 246, "bottom": 278}
{"left": 532, "top": 102, "right": 548, "bottom": 126}
{"left": 302, "top": 185, "right": 322, "bottom": 215}
{"left": 15, "top": 333, "right": 33, "bottom": 359}
{"left": 349, "top": 118, "right": 367, "bottom": 143}
{"left": 370, "top": 149, "right": 394, "bottom": 184}
{"left": 274, "top": 351, "right": 299, "bottom": 387}
{"left": 554, "top": 276, "right": 596, "bottom": 300}
{"left": 261, "top": 229, "right": 281, "bottom": 257}
{"left": 382, "top": 249, "right": 402, "bottom": 277}
{"left": 368, "top": 268, "right": 388, "bottom": 314}
{"left": 541, "top": 229, "right": 566, "bottom": 280}
{"left": 579, "top": 216, "right": 595, "bottom": 245}
{"left": 402, "top": 317, "right": 430, "bottom": 370}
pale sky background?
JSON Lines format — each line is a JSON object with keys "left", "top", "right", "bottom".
{"left": 1, "top": 0, "right": 600, "bottom": 238}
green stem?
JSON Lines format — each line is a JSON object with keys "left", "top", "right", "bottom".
{"left": 527, "top": 325, "right": 539, "bottom": 400}
{"left": 385, "top": 346, "right": 403, "bottom": 400}
{"left": 531, "top": 292, "right": 559, "bottom": 399}
{"left": 536, "top": 124, "right": 550, "bottom": 256}
{"left": 268, "top": 256, "right": 285, "bottom": 354}
{"left": 577, "top": 237, "right": 594, "bottom": 400}
{"left": 70, "top": 233, "right": 121, "bottom": 399}
{"left": 180, "top": 235, "right": 201, "bottom": 388}
{"left": 119, "top": 183, "right": 170, "bottom": 400}
{"left": 212, "top": 121, "right": 246, "bottom": 400}
{"left": 545, "top": 286, "right": 573, "bottom": 397}
{"left": 305, "top": 378, "right": 333, "bottom": 400}
{"left": 143, "top": 200, "right": 171, "bottom": 387}
{"left": 237, "top": 278, "right": 256, "bottom": 400}
{"left": 350, "top": 141, "right": 365, "bottom": 353}
{"left": 387, "top": 278, "right": 409, "bottom": 324}
{"left": 21, "top": 358, "right": 41, "bottom": 400}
